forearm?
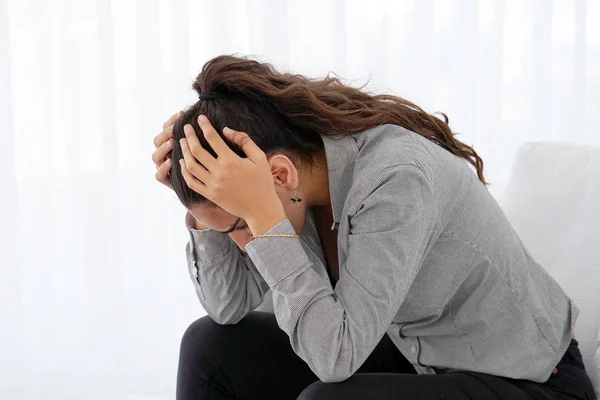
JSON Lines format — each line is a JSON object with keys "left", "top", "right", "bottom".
{"left": 186, "top": 215, "right": 268, "bottom": 324}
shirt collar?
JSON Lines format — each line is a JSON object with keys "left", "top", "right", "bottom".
{"left": 321, "top": 134, "right": 359, "bottom": 230}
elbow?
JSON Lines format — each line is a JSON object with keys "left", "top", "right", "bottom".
{"left": 318, "top": 374, "right": 349, "bottom": 384}
{"left": 206, "top": 307, "right": 245, "bottom": 326}
{"left": 197, "top": 285, "right": 265, "bottom": 326}
{"left": 313, "top": 366, "right": 353, "bottom": 383}
{"left": 204, "top": 298, "right": 252, "bottom": 325}
{"left": 209, "top": 314, "right": 238, "bottom": 326}
{"left": 294, "top": 335, "right": 358, "bottom": 383}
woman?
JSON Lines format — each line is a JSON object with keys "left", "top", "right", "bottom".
{"left": 151, "top": 56, "right": 595, "bottom": 400}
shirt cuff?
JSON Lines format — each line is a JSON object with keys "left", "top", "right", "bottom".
{"left": 245, "top": 218, "right": 312, "bottom": 287}
{"left": 188, "top": 228, "right": 233, "bottom": 263}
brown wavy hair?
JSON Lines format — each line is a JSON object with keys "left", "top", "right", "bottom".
{"left": 171, "top": 55, "right": 485, "bottom": 207}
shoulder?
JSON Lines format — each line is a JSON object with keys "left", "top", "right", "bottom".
{"left": 341, "top": 125, "right": 437, "bottom": 212}
{"left": 353, "top": 124, "right": 432, "bottom": 183}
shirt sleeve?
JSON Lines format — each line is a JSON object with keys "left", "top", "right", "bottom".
{"left": 245, "top": 164, "right": 440, "bottom": 382}
{"left": 186, "top": 227, "right": 270, "bottom": 325}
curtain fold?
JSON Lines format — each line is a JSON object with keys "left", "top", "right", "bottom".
{"left": 2, "top": 0, "right": 599, "bottom": 398}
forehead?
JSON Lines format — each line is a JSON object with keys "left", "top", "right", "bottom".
{"left": 189, "top": 204, "right": 238, "bottom": 229}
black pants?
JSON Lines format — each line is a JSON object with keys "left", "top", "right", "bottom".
{"left": 176, "top": 312, "right": 596, "bottom": 400}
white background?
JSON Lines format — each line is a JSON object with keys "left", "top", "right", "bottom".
{"left": 1, "top": 0, "right": 599, "bottom": 399}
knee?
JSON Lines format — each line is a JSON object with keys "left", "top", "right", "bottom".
{"left": 177, "top": 316, "right": 235, "bottom": 398}
{"left": 179, "top": 315, "right": 223, "bottom": 358}
{"left": 297, "top": 381, "right": 336, "bottom": 400}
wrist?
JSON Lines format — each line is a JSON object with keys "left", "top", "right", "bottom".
{"left": 246, "top": 205, "right": 287, "bottom": 237}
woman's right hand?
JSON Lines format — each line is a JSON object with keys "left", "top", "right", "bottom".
{"left": 152, "top": 111, "right": 183, "bottom": 189}
{"left": 154, "top": 112, "right": 211, "bottom": 231}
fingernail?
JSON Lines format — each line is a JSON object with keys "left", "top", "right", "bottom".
{"left": 183, "top": 124, "right": 191, "bottom": 136}
{"left": 165, "top": 139, "right": 173, "bottom": 148}
{"left": 180, "top": 138, "right": 186, "bottom": 148}
{"left": 165, "top": 158, "right": 171, "bottom": 165}
{"left": 199, "top": 114, "right": 206, "bottom": 122}
{"left": 179, "top": 159, "right": 184, "bottom": 167}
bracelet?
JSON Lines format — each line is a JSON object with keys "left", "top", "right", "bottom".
{"left": 252, "top": 233, "right": 300, "bottom": 239}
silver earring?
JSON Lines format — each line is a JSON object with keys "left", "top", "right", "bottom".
{"left": 291, "top": 189, "right": 303, "bottom": 209}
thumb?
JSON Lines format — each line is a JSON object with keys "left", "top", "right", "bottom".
{"left": 223, "top": 127, "right": 264, "bottom": 160}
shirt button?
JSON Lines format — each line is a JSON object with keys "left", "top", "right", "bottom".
{"left": 198, "top": 244, "right": 206, "bottom": 251}
{"left": 411, "top": 345, "right": 417, "bottom": 354}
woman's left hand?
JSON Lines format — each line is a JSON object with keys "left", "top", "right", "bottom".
{"left": 179, "top": 115, "right": 286, "bottom": 235}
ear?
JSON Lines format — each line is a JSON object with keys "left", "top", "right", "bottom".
{"left": 268, "top": 154, "right": 299, "bottom": 190}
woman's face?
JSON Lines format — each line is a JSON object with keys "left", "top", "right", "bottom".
{"left": 189, "top": 184, "right": 308, "bottom": 252}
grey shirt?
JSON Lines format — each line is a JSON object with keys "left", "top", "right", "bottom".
{"left": 185, "top": 124, "right": 577, "bottom": 383}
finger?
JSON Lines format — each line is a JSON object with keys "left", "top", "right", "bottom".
{"left": 183, "top": 123, "right": 218, "bottom": 170}
{"left": 163, "top": 110, "right": 183, "bottom": 130}
{"left": 155, "top": 158, "right": 173, "bottom": 189}
{"left": 152, "top": 138, "right": 174, "bottom": 166}
{"left": 197, "top": 115, "right": 235, "bottom": 160}
{"left": 180, "top": 138, "right": 211, "bottom": 183}
{"left": 223, "top": 127, "right": 265, "bottom": 160}
{"left": 179, "top": 159, "right": 209, "bottom": 197}
{"left": 154, "top": 124, "right": 174, "bottom": 148}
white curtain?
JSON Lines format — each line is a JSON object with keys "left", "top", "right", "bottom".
{"left": 1, "top": 0, "right": 599, "bottom": 399}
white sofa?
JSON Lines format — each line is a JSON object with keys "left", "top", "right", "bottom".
{"left": 500, "top": 142, "right": 600, "bottom": 393}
